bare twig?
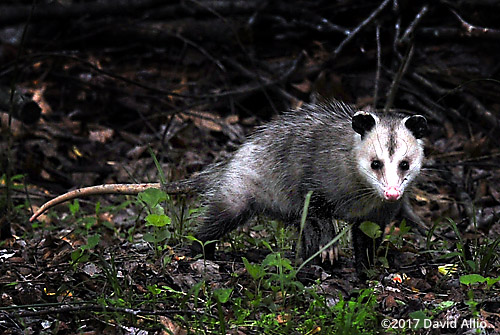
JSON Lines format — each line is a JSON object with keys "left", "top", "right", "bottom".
{"left": 170, "top": 31, "right": 226, "bottom": 72}
{"left": 373, "top": 25, "right": 382, "bottom": 109}
{"left": 399, "top": 5, "right": 429, "bottom": 43}
{"left": 451, "top": 9, "right": 500, "bottom": 38}
{"left": 462, "top": 93, "right": 500, "bottom": 129}
{"left": 322, "top": 0, "right": 391, "bottom": 69}
{"left": 410, "top": 72, "right": 450, "bottom": 96}
{"left": 223, "top": 53, "right": 304, "bottom": 105}
{"left": 393, "top": 17, "right": 401, "bottom": 58}
{"left": 0, "top": 303, "right": 213, "bottom": 320}
{"left": 385, "top": 44, "right": 414, "bottom": 110}
{"left": 400, "top": 92, "right": 446, "bottom": 123}
{"left": 269, "top": 2, "right": 350, "bottom": 36}
{"left": 0, "top": 0, "right": 166, "bottom": 27}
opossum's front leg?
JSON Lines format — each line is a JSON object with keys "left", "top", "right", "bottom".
{"left": 300, "top": 214, "right": 339, "bottom": 266}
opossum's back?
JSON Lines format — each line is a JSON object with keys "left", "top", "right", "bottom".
{"left": 203, "top": 101, "right": 357, "bottom": 217}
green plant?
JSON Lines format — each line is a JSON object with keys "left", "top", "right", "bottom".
{"left": 385, "top": 219, "right": 411, "bottom": 249}
{"left": 1, "top": 174, "right": 27, "bottom": 239}
{"left": 213, "top": 287, "right": 233, "bottom": 334}
{"left": 149, "top": 148, "right": 194, "bottom": 240}
{"left": 136, "top": 188, "right": 172, "bottom": 258}
{"left": 431, "top": 218, "right": 500, "bottom": 276}
{"left": 70, "top": 234, "right": 100, "bottom": 267}
{"left": 460, "top": 273, "right": 500, "bottom": 290}
{"left": 186, "top": 235, "right": 218, "bottom": 264}
{"left": 65, "top": 199, "right": 99, "bottom": 232}
{"left": 331, "top": 288, "right": 379, "bottom": 335}
{"left": 359, "top": 221, "right": 383, "bottom": 268}
{"left": 243, "top": 247, "right": 301, "bottom": 298}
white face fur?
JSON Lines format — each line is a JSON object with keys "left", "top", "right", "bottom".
{"left": 352, "top": 111, "right": 426, "bottom": 202}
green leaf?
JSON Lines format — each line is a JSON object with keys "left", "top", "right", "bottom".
{"left": 71, "top": 249, "right": 83, "bottom": 262}
{"left": 437, "top": 251, "right": 463, "bottom": 260}
{"left": 486, "top": 277, "right": 500, "bottom": 288}
{"left": 148, "top": 148, "right": 167, "bottom": 185}
{"left": 185, "top": 235, "right": 199, "bottom": 242}
{"left": 155, "top": 229, "right": 170, "bottom": 242}
{"left": 460, "top": 274, "right": 486, "bottom": 285}
{"left": 145, "top": 214, "right": 171, "bottom": 227}
{"left": 142, "top": 229, "right": 170, "bottom": 243}
{"left": 437, "top": 301, "right": 455, "bottom": 310}
{"left": 71, "top": 249, "right": 89, "bottom": 263}
{"left": 68, "top": 200, "right": 80, "bottom": 216}
{"left": 213, "top": 288, "right": 232, "bottom": 303}
{"left": 359, "top": 221, "right": 381, "bottom": 239}
{"left": 85, "top": 234, "right": 100, "bottom": 249}
{"left": 262, "top": 253, "right": 293, "bottom": 270}
{"left": 147, "top": 285, "right": 162, "bottom": 295}
{"left": 143, "top": 233, "right": 157, "bottom": 243}
{"left": 398, "top": 219, "right": 411, "bottom": 235}
{"left": 143, "top": 232, "right": 169, "bottom": 243}
{"left": 409, "top": 310, "right": 428, "bottom": 329}
{"left": 260, "top": 240, "right": 273, "bottom": 252}
{"left": 378, "top": 256, "right": 389, "bottom": 268}
{"left": 138, "top": 188, "right": 167, "bottom": 208}
{"left": 162, "top": 285, "right": 184, "bottom": 295}
{"left": 242, "top": 257, "right": 266, "bottom": 280}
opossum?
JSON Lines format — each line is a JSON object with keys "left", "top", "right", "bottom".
{"left": 30, "top": 100, "right": 427, "bottom": 273}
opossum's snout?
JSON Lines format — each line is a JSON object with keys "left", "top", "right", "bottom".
{"left": 383, "top": 185, "right": 402, "bottom": 202}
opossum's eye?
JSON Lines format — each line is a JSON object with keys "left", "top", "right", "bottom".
{"left": 399, "top": 160, "right": 410, "bottom": 171}
{"left": 371, "top": 160, "right": 383, "bottom": 170}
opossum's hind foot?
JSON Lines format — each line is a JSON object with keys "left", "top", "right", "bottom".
{"left": 300, "top": 215, "right": 343, "bottom": 267}
{"left": 320, "top": 244, "right": 341, "bottom": 265}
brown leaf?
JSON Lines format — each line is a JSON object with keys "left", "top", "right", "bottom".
{"left": 159, "top": 316, "right": 187, "bottom": 335}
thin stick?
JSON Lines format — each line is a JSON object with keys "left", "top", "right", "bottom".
{"left": 323, "top": 0, "right": 391, "bottom": 69}
{"left": 373, "top": 25, "right": 382, "bottom": 109}
{"left": 385, "top": 44, "right": 414, "bottom": 111}
{"left": 399, "top": 5, "right": 429, "bottom": 44}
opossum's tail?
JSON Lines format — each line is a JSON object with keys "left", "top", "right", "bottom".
{"left": 29, "top": 179, "right": 199, "bottom": 222}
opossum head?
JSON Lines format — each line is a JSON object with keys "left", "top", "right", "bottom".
{"left": 352, "top": 111, "right": 427, "bottom": 202}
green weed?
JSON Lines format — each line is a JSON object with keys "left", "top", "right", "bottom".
{"left": 428, "top": 218, "right": 500, "bottom": 276}
{"left": 331, "top": 288, "right": 379, "bottom": 335}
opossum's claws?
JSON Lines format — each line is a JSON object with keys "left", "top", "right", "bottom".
{"left": 320, "top": 244, "right": 340, "bottom": 265}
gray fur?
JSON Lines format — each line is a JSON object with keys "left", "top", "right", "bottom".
{"left": 194, "top": 100, "right": 426, "bottom": 272}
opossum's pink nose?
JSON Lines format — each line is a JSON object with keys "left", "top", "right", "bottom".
{"left": 384, "top": 186, "right": 401, "bottom": 201}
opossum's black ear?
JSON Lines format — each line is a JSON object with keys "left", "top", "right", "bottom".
{"left": 352, "top": 111, "right": 376, "bottom": 137}
{"left": 404, "top": 115, "right": 428, "bottom": 139}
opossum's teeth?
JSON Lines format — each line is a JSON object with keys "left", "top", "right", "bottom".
{"left": 384, "top": 186, "right": 402, "bottom": 201}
